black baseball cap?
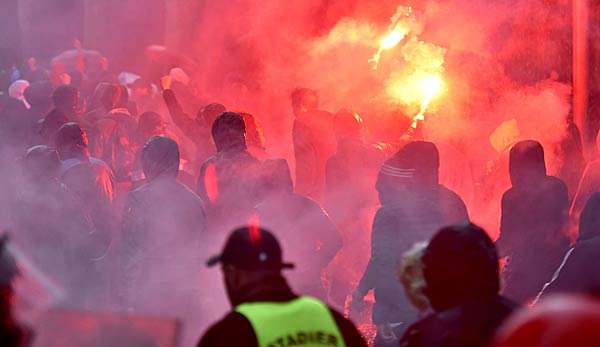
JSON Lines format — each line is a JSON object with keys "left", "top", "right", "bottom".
{"left": 207, "top": 227, "right": 295, "bottom": 270}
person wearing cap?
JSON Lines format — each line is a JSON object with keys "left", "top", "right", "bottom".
{"left": 198, "top": 226, "right": 367, "bottom": 347}
{"left": 352, "top": 141, "right": 469, "bottom": 347}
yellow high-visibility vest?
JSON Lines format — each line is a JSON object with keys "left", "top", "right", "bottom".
{"left": 236, "top": 296, "right": 346, "bottom": 347}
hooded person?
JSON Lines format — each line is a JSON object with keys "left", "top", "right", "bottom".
{"left": 255, "top": 159, "right": 342, "bottom": 301}
{"left": 291, "top": 88, "right": 336, "bottom": 202}
{"left": 496, "top": 140, "right": 570, "bottom": 304}
{"left": 196, "top": 112, "right": 263, "bottom": 234}
{"left": 352, "top": 141, "right": 469, "bottom": 347}
{"left": 95, "top": 84, "right": 140, "bottom": 186}
{"left": 120, "top": 136, "right": 207, "bottom": 342}
{"left": 11, "top": 145, "right": 95, "bottom": 306}
{"left": 400, "top": 223, "right": 518, "bottom": 347}
{"left": 537, "top": 192, "right": 600, "bottom": 299}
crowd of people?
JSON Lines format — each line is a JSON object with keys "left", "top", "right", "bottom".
{"left": 1, "top": 46, "right": 600, "bottom": 347}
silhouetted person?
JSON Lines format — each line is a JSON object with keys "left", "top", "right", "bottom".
{"left": 538, "top": 192, "right": 600, "bottom": 299}
{"left": 198, "top": 227, "right": 367, "bottom": 347}
{"left": 162, "top": 81, "right": 219, "bottom": 164}
{"left": 353, "top": 141, "right": 469, "bottom": 347}
{"left": 12, "top": 145, "right": 94, "bottom": 306}
{"left": 39, "top": 85, "right": 83, "bottom": 144}
{"left": 256, "top": 159, "right": 341, "bottom": 300}
{"left": 196, "top": 112, "right": 262, "bottom": 234}
{"left": 400, "top": 223, "right": 517, "bottom": 347}
{"left": 95, "top": 84, "right": 139, "bottom": 185}
{"left": 120, "top": 136, "right": 206, "bottom": 334}
{"left": 291, "top": 88, "right": 336, "bottom": 202}
{"left": 325, "top": 110, "right": 383, "bottom": 307}
{"left": 55, "top": 122, "right": 115, "bottom": 252}
{"left": 497, "top": 140, "right": 569, "bottom": 304}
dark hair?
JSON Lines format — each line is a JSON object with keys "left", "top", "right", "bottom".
{"left": 55, "top": 122, "right": 87, "bottom": 154}
{"left": 100, "top": 84, "right": 128, "bottom": 111}
{"left": 141, "top": 136, "right": 180, "bottom": 180}
{"left": 52, "top": 85, "right": 79, "bottom": 110}
{"left": 509, "top": 140, "right": 547, "bottom": 187}
{"left": 211, "top": 112, "right": 247, "bottom": 152}
{"left": 423, "top": 223, "right": 499, "bottom": 311}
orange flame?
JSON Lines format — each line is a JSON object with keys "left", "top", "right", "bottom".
{"left": 369, "top": 6, "right": 415, "bottom": 70}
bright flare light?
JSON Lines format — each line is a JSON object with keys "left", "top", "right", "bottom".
{"left": 369, "top": 24, "right": 409, "bottom": 70}
{"left": 386, "top": 72, "right": 446, "bottom": 128}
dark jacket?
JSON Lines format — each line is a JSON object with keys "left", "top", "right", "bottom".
{"left": 357, "top": 142, "right": 469, "bottom": 329}
{"left": 197, "top": 275, "right": 367, "bottom": 347}
{"left": 197, "top": 148, "right": 262, "bottom": 233}
{"left": 400, "top": 296, "right": 516, "bottom": 347}
{"left": 497, "top": 141, "right": 569, "bottom": 303}
{"left": 539, "top": 192, "right": 600, "bottom": 298}
{"left": 120, "top": 176, "right": 207, "bottom": 310}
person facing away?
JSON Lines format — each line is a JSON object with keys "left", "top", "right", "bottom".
{"left": 198, "top": 226, "right": 367, "bottom": 347}
{"left": 196, "top": 112, "right": 263, "bottom": 233}
{"left": 291, "top": 88, "right": 336, "bottom": 202}
{"left": 95, "top": 84, "right": 140, "bottom": 184}
{"left": 496, "top": 140, "right": 570, "bottom": 304}
{"left": 55, "top": 122, "right": 115, "bottom": 253}
{"left": 256, "top": 159, "right": 342, "bottom": 300}
{"left": 352, "top": 141, "right": 469, "bottom": 347}
{"left": 325, "top": 109, "right": 384, "bottom": 307}
{"left": 38, "top": 85, "right": 83, "bottom": 144}
{"left": 11, "top": 145, "right": 95, "bottom": 305}
{"left": 400, "top": 223, "right": 518, "bottom": 347}
{"left": 537, "top": 192, "right": 600, "bottom": 299}
{"left": 120, "top": 136, "right": 206, "bottom": 310}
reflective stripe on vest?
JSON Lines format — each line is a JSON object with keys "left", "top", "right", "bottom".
{"left": 235, "top": 296, "right": 346, "bottom": 347}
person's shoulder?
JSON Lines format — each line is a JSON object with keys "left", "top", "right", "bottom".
{"left": 400, "top": 313, "right": 440, "bottom": 347}
{"left": 197, "top": 311, "right": 256, "bottom": 347}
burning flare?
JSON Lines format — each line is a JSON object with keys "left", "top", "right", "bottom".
{"left": 369, "top": 6, "right": 415, "bottom": 70}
